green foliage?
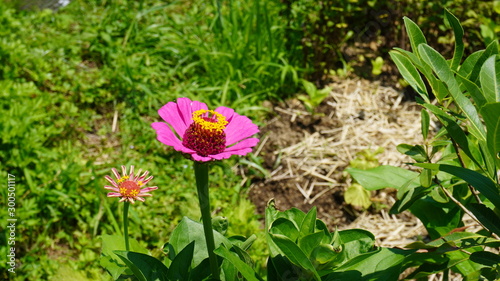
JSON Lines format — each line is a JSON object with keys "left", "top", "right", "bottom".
{"left": 350, "top": 10, "right": 500, "bottom": 279}
{"left": 265, "top": 202, "right": 411, "bottom": 280}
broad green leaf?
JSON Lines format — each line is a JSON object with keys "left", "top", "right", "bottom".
{"left": 338, "top": 229, "right": 376, "bottom": 260}
{"left": 420, "top": 169, "right": 433, "bottom": 188}
{"left": 167, "top": 241, "right": 195, "bottom": 281}
{"left": 444, "top": 9, "right": 464, "bottom": 71}
{"left": 409, "top": 197, "right": 462, "bottom": 239}
{"left": 346, "top": 165, "right": 419, "bottom": 191}
{"left": 481, "top": 102, "right": 500, "bottom": 167}
{"left": 455, "top": 72, "right": 486, "bottom": 108}
{"left": 270, "top": 234, "right": 321, "bottom": 281}
{"left": 448, "top": 250, "right": 483, "bottom": 279}
{"left": 480, "top": 55, "right": 500, "bottom": 103}
{"left": 418, "top": 43, "right": 486, "bottom": 141}
{"left": 169, "top": 217, "right": 232, "bottom": 266}
{"left": 414, "top": 163, "right": 500, "bottom": 209}
{"left": 100, "top": 234, "right": 149, "bottom": 279}
{"left": 214, "top": 246, "right": 263, "bottom": 281}
{"left": 344, "top": 183, "right": 372, "bottom": 209}
{"left": 311, "top": 244, "right": 338, "bottom": 264}
{"left": 470, "top": 251, "right": 500, "bottom": 266}
{"left": 429, "top": 186, "right": 449, "bottom": 203}
{"left": 389, "top": 51, "right": 429, "bottom": 102}
{"left": 298, "top": 232, "right": 325, "bottom": 257}
{"left": 114, "top": 251, "right": 169, "bottom": 281}
{"left": 269, "top": 218, "right": 300, "bottom": 242}
{"left": 421, "top": 109, "right": 430, "bottom": 140}
{"left": 403, "top": 17, "right": 427, "bottom": 58}
{"left": 323, "top": 248, "right": 409, "bottom": 281}
{"left": 467, "top": 203, "right": 500, "bottom": 237}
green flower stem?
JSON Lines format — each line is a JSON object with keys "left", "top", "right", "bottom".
{"left": 194, "top": 161, "right": 219, "bottom": 279}
{"left": 123, "top": 201, "right": 130, "bottom": 251}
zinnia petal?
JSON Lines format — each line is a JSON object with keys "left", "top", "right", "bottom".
{"left": 224, "top": 114, "right": 260, "bottom": 145}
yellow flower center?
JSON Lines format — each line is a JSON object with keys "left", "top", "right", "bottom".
{"left": 192, "top": 109, "right": 228, "bottom": 132}
{"left": 119, "top": 181, "right": 140, "bottom": 197}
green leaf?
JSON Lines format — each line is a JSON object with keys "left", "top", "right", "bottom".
{"left": 403, "top": 17, "right": 427, "bottom": 58}
{"left": 298, "top": 232, "right": 326, "bottom": 257}
{"left": 420, "top": 169, "right": 433, "bottom": 188}
{"left": 455, "top": 73, "right": 486, "bottom": 108}
{"left": 444, "top": 9, "right": 464, "bottom": 71}
{"left": 270, "top": 234, "right": 321, "bottom": 281}
{"left": 299, "top": 207, "right": 317, "bottom": 238}
{"left": 480, "top": 102, "right": 500, "bottom": 167}
{"left": 323, "top": 248, "right": 409, "bottom": 281}
{"left": 167, "top": 241, "right": 195, "bottom": 281}
{"left": 421, "top": 109, "right": 430, "bottom": 140}
{"left": 214, "top": 246, "right": 263, "bottom": 281}
{"left": 100, "top": 234, "right": 149, "bottom": 279}
{"left": 344, "top": 183, "right": 372, "bottom": 209}
{"left": 414, "top": 163, "right": 500, "bottom": 209}
{"left": 423, "top": 103, "right": 483, "bottom": 169}
{"left": 470, "top": 251, "right": 500, "bottom": 266}
{"left": 169, "top": 217, "right": 232, "bottom": 267}
{"left": 389, "top": 51, "right": 429, "bottom": 102}
{"left": 346, "top": 165, "right": 419, "bottom": 191}
{"left": 390, "top": 185, "right": 430, "bottom": 214}
{"left": 269, "top": 218, "right": 300, "bottom": 242}
{"left": 467, "top": 203, "right": 500, "bottom": 237}
{"left": 418, "top": 43, "right": 487, "bottom": 141}
{"left": 114, "top": 251, "right": 169, "bottom": 281}
{"left": 396, "top": 144, "right": 428, "bottom": 162}
{"left": 480, "top": 55, "right": 500, "bottom": 103}
{"left": 467, "top": 40, "right": 499, "bottom": 84}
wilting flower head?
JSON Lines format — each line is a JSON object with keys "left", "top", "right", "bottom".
{"left": 104, "top": 165, "right": 158, "bottom": 204}
{"left": 151, "top": 97, "right": 259, "bottom": 162}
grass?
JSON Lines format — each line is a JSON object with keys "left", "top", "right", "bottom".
{"left": 0, "top": 0, "right": 294, "bottom": 279}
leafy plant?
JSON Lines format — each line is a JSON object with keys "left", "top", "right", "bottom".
{"left": 349, "top": 9, "right": 500, "bottom": 279}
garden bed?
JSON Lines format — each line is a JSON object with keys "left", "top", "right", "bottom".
{"left": 248, "top": 77, "right": 428, "bottom": 248}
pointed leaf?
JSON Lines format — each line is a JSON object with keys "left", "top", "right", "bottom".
{"left": 403, "top": 17, "right": 427, "bottom": 57}
{"left": 390, "top": 51, "right": 429, "bottom": 102}
{"left": 114, "top": 251, "right": 169, "bottom": 281}
{"left": 270, "top": 234, "right": 321, "bottom": 281}
{"left": 214, "top": 246, "right": 263, "bottom": 281}
{"left": 444, "top": 9, "right": 464, "bottom": 71}
{"left": 299, "top": 207, "right": 317, "bottom": 238}
{"left": 346, "top": 165, "right": 419, "bottom": 191}
{"left": 414, "top": 163, "right": 500, "bottom": 209}
{"left": 167, "top": 241, "right": 195, "bottom": 281}
{"left": 481, "top": 102, "right": 500, "bottom": 167}
{"left": 421, "top": 109, "right": 430, "bottom": 140}
{"left": 480, "top": 55, "right": 500, "bottom": 103}
{"left": 467, "top": 203, "right": 500, "bottom": 237}
{"left": 456, "top": 72, "right": 486, "bottom": 108}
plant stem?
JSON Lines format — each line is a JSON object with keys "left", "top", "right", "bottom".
{"left": 123, "top": 201, "right": 130, "bottom": 251}
{"left": 194, "top": 161, "right": 220, "bottom": 279}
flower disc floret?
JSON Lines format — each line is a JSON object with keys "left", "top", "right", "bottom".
{"left": 104, "top": 165, "right": 158, "bottom": 204}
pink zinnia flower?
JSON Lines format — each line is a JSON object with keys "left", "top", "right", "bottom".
{"left": 151, "top": 97, "right": 259, "bottom": 162}
{"left": 104, "top": 165, "right": 158, "bottom": 204}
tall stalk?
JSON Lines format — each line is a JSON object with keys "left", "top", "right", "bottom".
{"left": 194, "top": 162, "right": 219, "bottom": 279}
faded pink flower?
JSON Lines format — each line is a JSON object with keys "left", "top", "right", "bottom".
{"left": 104, "top": 165, "right": 157, "bottom": 204}
{"left": 151, "top": 97, "right": 259, "bottom": 162}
